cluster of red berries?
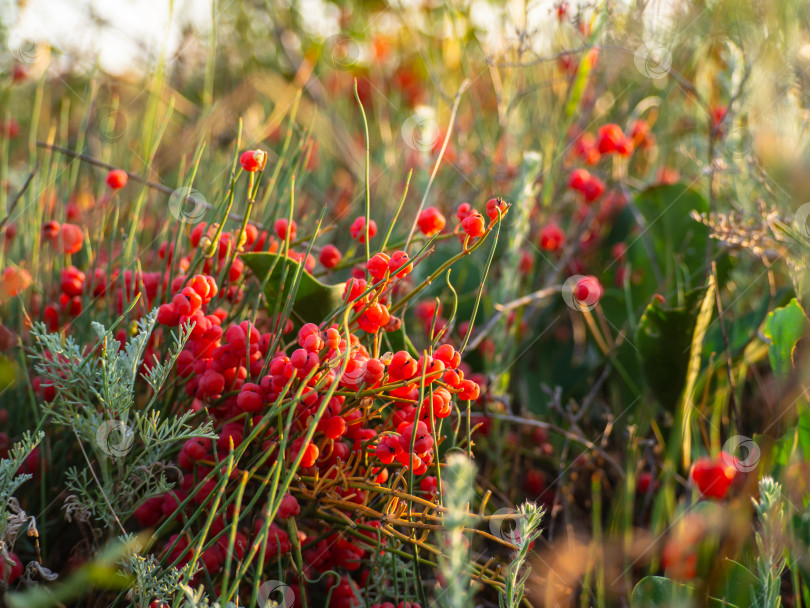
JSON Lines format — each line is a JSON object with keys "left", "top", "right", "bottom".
{"left": 41, "top": 220, "right": 84, "bottom": 255}
{"left": 135, "top": 269, "right": 481, "bottom": 600}
{"left": 567, "top": 168, "right": 606, "bottom": 203}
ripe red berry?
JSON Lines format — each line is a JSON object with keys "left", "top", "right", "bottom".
{"left": 1, "top": 552, "right": 23, "bottom": 584}
{"left": 357, "top": 302, "right": 390, "bottom": 333}
{"left": 568, "top": 169, "right": 605, "bottom": 203}
{"left": 274, "top": 218, "right": 297, "bottom": 241}
{"left": 485, "top": 198, "right": 509, "bottom": 224}
{"left": 388, "top": 250, "right": 413, "bottom": 278}
{"left": 2, "top": 266, "right": 31, "bottom": 298}
{"left": 106, "top": 169, "right": 128, "bottom": 190}
{"left": 55, "top": 223, "right": 84, "bottom": 255}
{"left": 319, "top": 244, "right": 342, "bottom": 269}
{"left": 42, "top": 220, "right": 61, "bottom": 240}
{"left": 239, "top": 149, "right": 267, "bottom": 172}
{"left": 293, "top": 440, "right": 319, "bottom": 468}
{"left": 457, "top": 379, "right": 480, "bottom": 401}
{"left": 539, "top": 223, "right": 565, "bottom": 252}
{"left": 597, "top": 123, "right": 634, "bottom": 156}
{"left": 690, "top": 453, "right": 736, "bottom": 499}
{"left": 461, "top": 212, "right": 485, "bottom": 238}
{"left": 456, "top": 202, "right": 472, "bottom": 221}
{"left": 417, "top": 207, "right": 446, "bottom": 237}
{"left": 237, "top": 383, "right": 264, "bottom": 412}
{"left": 367, "top": 252, "right": 391, "bottom": 281}
{"left": 573, "top": 275, "right": 603, "bottom": 307}
{"left": 278, "top": 493, "right": 301, "bottom": 519}
{"left": 350, "top": 217, "right": 377, "bottom": 243}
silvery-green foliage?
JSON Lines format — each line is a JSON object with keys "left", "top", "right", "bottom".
{"left": 28, "top": 310, "right": 216, "bottom": 529}
{"left": 751, "top": 476, "right": 786, "bottom": 608}
{"left": 437, "top": 453, "right": 479, "bottom": 608}
{"left": 499, "top": 502, "right": 544, "bottom": 608}
{"left": 0, "top": 432, "right": 43, "bottom": 539}
{"left": 124, "top": 552, "right": 199, "bottom": 608}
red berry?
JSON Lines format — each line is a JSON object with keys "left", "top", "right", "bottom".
{"left": 597, "top": 123, "right": 634, "bottom": 156}
{"left": 274, "top": 218, "right": 297, "bottom": 241}
{"left": 388, "top": 250, "right": 412, "bottom": 277}
{"left": 461, "top": 212, "right": 485, "bottom": 238}
{"left": 42, "top": 220, "right": 60, "bottom": 240}
{"left": 278, "top": 493, "right": 301, "bottom": 519}
{"left": 106, "top": 169, "right": 128, "bottom": 190}
{"left": 417, "top": 207, "right": 446, "bottom": 237}
{"left": 485, "top": 198, "right": 509, "bottom": 223}
{"left": 350, "top": 217, "right": 377, "bottom": 243}
{"left": 456, "top": 202, "right": 472, "bottom": 221}
{"left": 319, "top": 244, "right": 342, "bottom": 269}
{"left": 457, "top": 379, "right": 480, "bottom": 401}
{"left": 239, "top": 149, "right": 267, "bottom": 172}
{"left": 56, "top": 223, "right": 84, "bottom": 254}
{"left": 237, "top": 383, "right": 264, "bottom": 412}
{"left": 539, "top": 223, "right": 565, "bottom": 252}
{"left": 690, "top": 453, "right": 736, "bottom": 499}
{"left": 367, "top": 253, "right": 391, "bottom": 281}
{"left": 1, "top": 552, "right": 22, "bottom": 584}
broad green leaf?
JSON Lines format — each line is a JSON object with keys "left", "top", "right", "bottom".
{"left": 709, "top": 559, "right": 759, "bottom": 608}
{"left": 763, "top": 298, "right": 807, "bottom": 379}
{"left": 635, "top": 287, "right": 709, "bottom": 412}
{"left": 632, "top": 184, "right": 710, "bottom": 285}
{"left": 631, "top": 576, "right": 693, "bottom": 608}
{"left": 241, "top": 252, "right": 346, "bottom": 323}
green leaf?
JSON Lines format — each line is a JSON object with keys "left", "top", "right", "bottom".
{"left": 708, "top": 559, "right": 759, "bottom": 608}
{"left": 763, "top": 298, "right": 807, "bottom": 379}
{"left": 632, "top": 184, "right": 710, "bottom": 283}
{"left": 635, "top": 287, "right": 709, "bottom": 412}
{"left": 631, "top": 576, "right": 693, "bottom": 608}
{"left": 241, "top": 252, "right": 346, "bottom": 323}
